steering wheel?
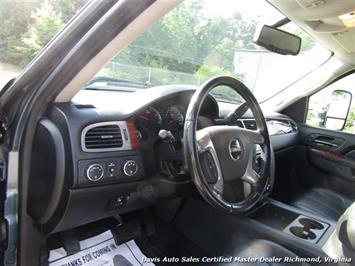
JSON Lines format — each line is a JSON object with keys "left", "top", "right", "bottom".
{"left": 183, "top": 76, "right": 273, "bottom": 214}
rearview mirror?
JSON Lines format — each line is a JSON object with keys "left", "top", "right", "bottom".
{"left": 254, "top": 25, "right": 301, "bottom": 56}
{"left": 324, "top": 90, "right": 352, "bottom": 130}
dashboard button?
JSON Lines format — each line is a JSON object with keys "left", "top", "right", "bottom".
{"left": 86, "top": 163, "right": 104, "bottom": 181}
{"left": 114, "top": 196, "right": 127, "bottom": 207}
{"left": 108, "top": 195, "right": 130, "bottom": 210}
{"left": 200, "top": 151, "right": 218, "bottom": 183}
{"left": 123, "top": 160, "right": 138, "bottom": 176}
{"left": 107, "top": 162, "right": 118, "bottom": 178}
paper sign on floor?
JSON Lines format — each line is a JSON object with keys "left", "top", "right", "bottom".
{"left": 49, "top": 230, "right": 154, "bottom": 266}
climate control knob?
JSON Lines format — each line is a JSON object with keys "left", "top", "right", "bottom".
{"left": 86, "top": 163, "right": 104, "bottom": 181}
{"left": 123, "top": 160, "right": 138, "bottom": 176}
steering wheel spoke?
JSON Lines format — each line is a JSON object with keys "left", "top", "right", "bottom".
{"left": 244, "top": 129, "right": 264, "bottom": 145}
{"left": 242, "top": 167, "right": 261, "bottom": 185}
{"left": 196, "top": 129, "right": 224, "bottom": 195}
{"left": 241, "top": 141, "right": 262, "bottom": 185}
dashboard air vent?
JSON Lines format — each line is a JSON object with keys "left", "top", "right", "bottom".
{"left": 81, "top": 121, "right": 134, "bottom": 152}
{"left": 85, "top": 124, "right": 122, "bottom": 149}
{"left": 235, "top": 120, "right": 244, "bottom": 128}
{"left": 243, "top": 120, "right": 257, "bottom": 130}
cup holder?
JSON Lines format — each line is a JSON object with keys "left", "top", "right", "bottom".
{"left": 286, "top": 216, "right": 328, "bottom": 242}
{"left": 290, "top": 226, "right": 317, "bottom": 240}
{"left": 298, "top": 218, "right": 324, "bottom": 230}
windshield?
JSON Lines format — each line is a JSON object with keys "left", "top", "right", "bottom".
{"left": 89, "top": 0, "right": 330, "bottom": 103}
{"left": 88, "top": 0, "right": 329, "bottom": 103}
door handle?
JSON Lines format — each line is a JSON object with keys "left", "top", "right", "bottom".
{"left": 313, "top": 139, "right": 338, "bottom": 148}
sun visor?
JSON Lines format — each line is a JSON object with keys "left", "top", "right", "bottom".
{"left": 332, "top": 29, "right": 355, "bottom": 53}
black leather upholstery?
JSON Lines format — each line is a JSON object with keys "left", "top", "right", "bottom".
{"left": 322, "top": 203, "right": 355, "bottom": 263}
{"left": 291, "top": 188, "right": 352, "bottom": 221}
{"left": 236, "top": 239, "right": 310, "bottom": 266}
{"left": 337, "top": 202, "right": 355, "bottom": 252}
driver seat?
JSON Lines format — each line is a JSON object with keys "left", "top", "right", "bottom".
{"left": 236, "top": 239, "right": 310, "bottom": 266}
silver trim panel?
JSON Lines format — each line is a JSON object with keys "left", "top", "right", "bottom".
{"left": 81, "top": 121, "right": 132, "bottom": 152}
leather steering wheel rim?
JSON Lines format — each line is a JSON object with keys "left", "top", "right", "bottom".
{"left": 183, "top": 76, "right": 272, "bottom": 214}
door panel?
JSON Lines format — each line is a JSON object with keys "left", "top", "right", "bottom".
{"left": 296, "top": 123, "right": 355, "bottom": 198}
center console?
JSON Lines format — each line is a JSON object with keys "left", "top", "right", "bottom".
{"left": 249, "top": 199, "right": 334, "bottom": 247}
{"left": 284, "top": 215, "right": 329, "bottom": 243}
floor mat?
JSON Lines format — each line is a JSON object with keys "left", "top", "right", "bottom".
{"left": 49, "top": 230, "right": 154, "bottom": 266}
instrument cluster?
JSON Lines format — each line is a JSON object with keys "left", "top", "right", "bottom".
{"left": 135, "top": 104, "right": 186, "bottom": 141}
{"left": 134, "top": 93, "right": 218, "bottom": 142}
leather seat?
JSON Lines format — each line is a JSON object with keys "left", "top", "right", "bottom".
{"left": 236, "top": 239, "right": 310, "bottom": 266}
{"left": 291, "top": 188, "right": 352, "bottom": 221}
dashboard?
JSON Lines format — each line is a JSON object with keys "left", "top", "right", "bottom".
{"left": 27, "top": 85, "right": 299, "bottom": 234}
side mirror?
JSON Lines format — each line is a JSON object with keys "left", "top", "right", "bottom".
{"left": 254, "top": 25, "right": 301, "bottom": 55}
{"left": 324, "top": 90, "right": 352, "bottom": 130}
